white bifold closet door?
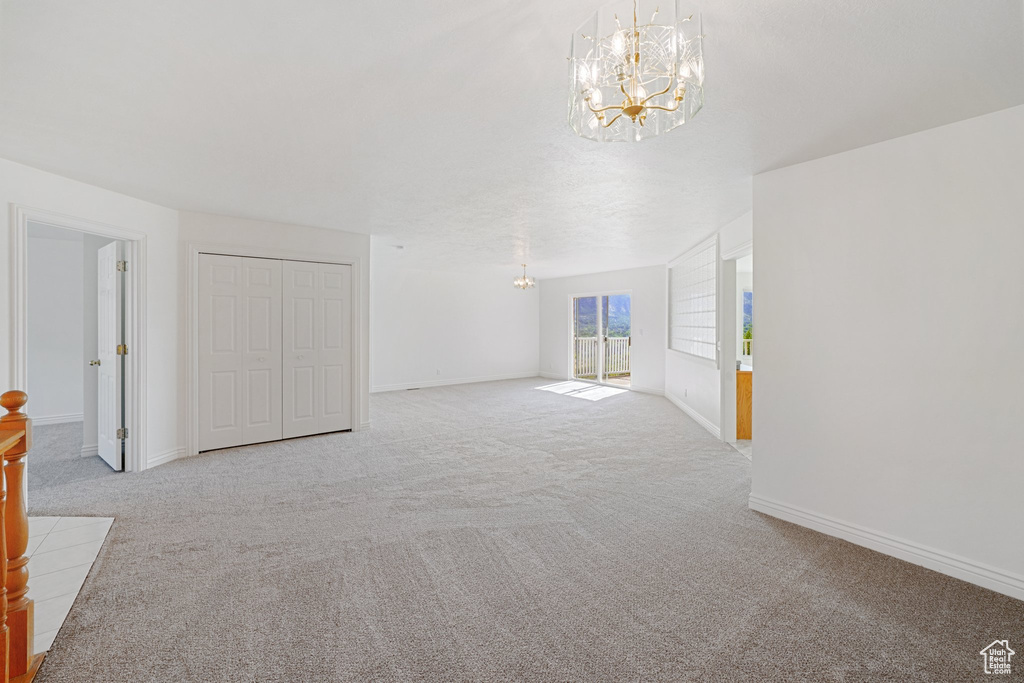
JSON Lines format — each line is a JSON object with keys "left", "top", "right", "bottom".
{"left": 282, "top": 261, "right": 353, "bottom": 438}
{"left": 198, "top": 255, "right": 283, "bottom": 451}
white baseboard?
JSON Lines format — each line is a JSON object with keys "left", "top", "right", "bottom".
{"left": 664, "top": 391, "right": 721, "bottom": 439}
{"left": 359, "top": 421, "right": 371, "bottom": 431}
{"left": 748, "top": 493, "right": 1024, "bottom": 602}
{"left": 33, "top": 413, "right": 83, "bottom": 426}
{"left": 81, "top": 444, "right": 98, "bottom": 458}
{"left": 539, "top": 371, "right": 563, "bottom": 380}
{"left": 371, "top": 371, "right": 540, "bottom": 393}
{"left": 147, "top": 448, "right": 185, "bottom": 469}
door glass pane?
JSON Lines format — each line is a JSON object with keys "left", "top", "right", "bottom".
{"left": 602, "top": 294, "right": 631, "bottom": 386}
{"left": 573, "top": 296, "right": 598, "bottom": 380}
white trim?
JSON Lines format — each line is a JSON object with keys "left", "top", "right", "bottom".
{"left": 147, "top": 448, "right": 185, "bottom": 469}
{"left": 667, "top": 234, "right": 719, "bottom": 269}
{"left": 629, "top": 385, "right": 664, "bottom": 396}
{"left": 186, "top": 241, "right": 365, "bottom": 457}
{"left": 539, "top": 371, "right": 563, "bottom": 380}
{"left": 81, "top": 444, "right": 98, "bottom": 458}
{"left": 371, "top": 371, "right": 539, "bottom": 393}
{"left": 10, "top": 204, "right": 147, "bottom": 472}
{"left": 359, "top": 421, "right": 371, "bottom": 431}
{"left": 721, "top": 239, "right": 753, "bottom": 261}
{"left": 31, "top": 413, "right": 83, "bottom": 426}
{"left": 664, "top": 390, "right": 721, "bottom": 439}
{"left": 748, "top": 493, "right": 1024, "bottom": 602}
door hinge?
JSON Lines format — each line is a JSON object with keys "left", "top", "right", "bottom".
{"left": 116, "top": 428, "right": 128, "bottom": 440}
{"left": 116, "top": 260, "right": 128, "bottom": 272}
{"left": 117, "top": 344, "right": 128, "bottom": 355}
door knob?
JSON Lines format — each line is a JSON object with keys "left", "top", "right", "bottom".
{"left": 298, "top": 355, "right": 305, "bottom": 360}
{"left": 89, "top": 360, "right": 101, "bottom": 366}
{"left": 258, "top": 357, "right": 266, "bottom": 362}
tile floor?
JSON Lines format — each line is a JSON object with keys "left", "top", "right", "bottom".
{"left": 731, "top": 439, "right": 752, "bottom": 460}
{"left": 26, "top": 516, "right": 113, "bottom": 654}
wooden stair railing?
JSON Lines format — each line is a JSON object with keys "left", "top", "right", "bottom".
{"left": 0, "top": 428, "right": 12, "bottom": 683}
{"left": 0, "top": 392, "right": 43, "bottom": 683}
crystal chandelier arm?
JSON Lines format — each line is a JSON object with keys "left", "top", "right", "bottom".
{"left": 641, "top": 79, "right": 676, "bottom": 105}
{"left": 645, "top": 102, "right": 681, "bottom": 113}
{"left": 600, "top": 112, "right": 624, "bottom": 128}
{"left": 586, "top": 100, "right": 626, "bottom": 115}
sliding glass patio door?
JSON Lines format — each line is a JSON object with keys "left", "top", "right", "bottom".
{"left": 572, "top": 294, "right": 631, "bottom": 387}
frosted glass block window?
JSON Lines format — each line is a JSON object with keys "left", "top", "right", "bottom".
{"left": 669, "top": 236, "right": 718, "bottom": 362}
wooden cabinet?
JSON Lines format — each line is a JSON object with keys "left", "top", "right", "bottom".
{"left": 737, "top": 371, "right": 752, "bottom": 440}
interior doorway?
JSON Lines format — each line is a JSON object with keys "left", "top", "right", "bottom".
{"left": 10, "top": 206, "right": 146, "bottom": 477}
{"left": 25, "top": 222, "right": 127, "bottom": 474}
{"left": 720, "top": 248, "right": 753, "bottom": 460}
{"left": 571, "top": 293, "right": 631, "bottom": 388}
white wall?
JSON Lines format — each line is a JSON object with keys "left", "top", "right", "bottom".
{"left": 27, "top": 229, "right": 84, "bottom": 423}
{"left": 664, "top": 212, "right": 752, "bottom": 437}
{"left": 0, "top": 157, "right": 181, "bottom": 468}
{"left": 539, "top": 265, "right": 665, "bottom": 395}
{"left": 751, "top": 105, "right": 1024, "bottom": 599}
{"left": 179, "top": 211, "right": 371, "bottom": 429}
{"left": 371, "top": 242, "right": 539, "bottom": 391}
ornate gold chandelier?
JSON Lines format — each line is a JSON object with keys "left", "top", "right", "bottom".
{"left": 569, "top": 0, "right": 704, "bottom": 142}
{"left": 513, "top": 264, "right": 535, "bottom": 290}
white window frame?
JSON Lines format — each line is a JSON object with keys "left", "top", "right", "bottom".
{"left": 667, "top": 234, "right": 719, "bottom": 365}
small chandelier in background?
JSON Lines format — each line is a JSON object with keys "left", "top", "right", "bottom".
{"left": 513, "top": 264, "right": 536, "bottom": 290}
{"left": 568, "top": 0, "right": 704, "bottom": 142}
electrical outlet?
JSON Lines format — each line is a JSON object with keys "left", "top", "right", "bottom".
{"left": 436, "top": 368, "right": 441, "bottom": 376}
{"left": 684, "top": 389, "right": 688, "bottom": 397}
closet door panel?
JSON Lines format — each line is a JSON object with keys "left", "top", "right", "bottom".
{"left": 283, "top": 260, "right": 320, "bottom": 438}
{"left": 241, "top": 258, "right": 282, "bottom": 444}
{"left": 318, "top": 263, "right": 352, "bottom": 433}
{"left": 198, "top": 254, "right": 244, "bottom": 451}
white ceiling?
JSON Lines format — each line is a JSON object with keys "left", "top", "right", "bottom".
{"left": 1, "top": 1, "right": 1022, "bottom": 278}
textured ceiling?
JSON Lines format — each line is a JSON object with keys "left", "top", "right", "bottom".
{"left": 1, "top": 0, "right": 1022, "bottom": 278}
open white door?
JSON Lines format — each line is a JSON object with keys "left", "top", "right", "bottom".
{"left": 96, "top": 241, "right": 124, "bottom": 471}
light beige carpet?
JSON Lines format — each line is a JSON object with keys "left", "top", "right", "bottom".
{"left": 27, "top": 379, "right": 1024, "bottom": 681}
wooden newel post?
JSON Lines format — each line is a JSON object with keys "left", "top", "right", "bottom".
{"left": 0, "top": 392, "right": 33, "bottom": 679}
{"left": 0, "top": 427, "right": 8, "bottom": 683}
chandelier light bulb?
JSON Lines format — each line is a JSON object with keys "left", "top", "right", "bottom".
{"left": 612, "top": 31, "right": 626, "bottom": 54}
{"left": 568, "top": 0, "right": 705, "bottom": 142}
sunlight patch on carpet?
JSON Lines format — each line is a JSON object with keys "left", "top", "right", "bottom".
{"left": 535, "top": 381, "right": 629, "bottom": 401}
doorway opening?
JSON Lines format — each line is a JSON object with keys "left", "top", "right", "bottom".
{"left": 571, "top": 293, "right": 631, "bottom": 388}
{"left": 720, "top": 248, "right": 753, "bottom": 461}
{"left": 24, "top": 222, "right": 127, "bottom": 477}
{"left": 734, "top": 254, "right": 753, "bottom": 458}
{"left": 11, "top": 206, "right": 146, "bottom": 478}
